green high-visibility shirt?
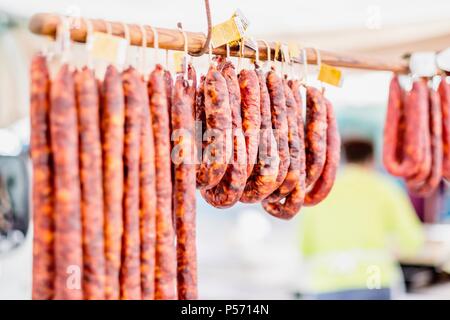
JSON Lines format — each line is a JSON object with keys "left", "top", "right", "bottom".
{"left": 299, "top": 165, "right": 424, "bottom": 293}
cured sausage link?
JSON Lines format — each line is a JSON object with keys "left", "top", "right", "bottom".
{"left": 30, "top": 54, "right": 55, "bottom": 300}
{"left": 239, "top": 69, "right": 261, "bottom": 177}
{"left": 172, "top": 75, "right": 198, "bottom": 300}
{"left": 407, "top": 88, "right": 443, "bottom": 196}
{"left": 50, "top": 64, "right": 83, "bottom": 300}
{"left": 196, "top": 65, "right": 233, "bottom": 190}
{"left": 266, "top": 70, "right": 290, "bottom": 193}
{"left": 148, "top": 64, "right": 177, "bottom": 300}
{"left": 305, "top": 86, "right": 327, "bottom": 188}
{"left": 201, "top": 59, "right": 247, "bottom": 208}
{"left": 439, "top": 77, "right": 450, "bottom": 180}
{"left": 266, "top": 80, "right": 301, "bottom": 202}
{"left": 120, "top": 67, "right": 143, "bottom": 300}
{"left": 139, "top": 78, "right": 157, "bottom": 300}
{"left": 240, "top": 68, "right": 279, "bottom": 203}
{"left": 101, "top": 65, "right": 125, "bottom": 300}
{"left": 304, "top": 98, "right": 341, "bottom": 206}
{"left": 75, "top": 67, "right": 105, "bottom": 300}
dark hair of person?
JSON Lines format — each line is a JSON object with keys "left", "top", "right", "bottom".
{"left": 342, "top": 138, "right": 374, "bottom": 164}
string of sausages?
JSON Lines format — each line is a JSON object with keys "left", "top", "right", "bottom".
{"left": 30, "top": 53, "right": 341, "bottom": 300}
{"left": 383, "top": 74, "right": 450, "bottom": 196}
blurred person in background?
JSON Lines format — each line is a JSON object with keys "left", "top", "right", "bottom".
{"left": 298, "top": 138, "right": 424, "bottom": 300}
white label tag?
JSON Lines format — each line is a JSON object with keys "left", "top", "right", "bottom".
{"left": 437, "top": 48, "right": 450, "bottom": 72}
{"left": 409, "top": 52, "right": 437, "bottom": 77}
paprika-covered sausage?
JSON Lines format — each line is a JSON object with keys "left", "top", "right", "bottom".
{"left": 30, "top": 54, "right": 55, "bottom": 300}
{"left": 196, "top": 65, "right": 233, "bottom": 190}
{"left": 240, "top": 68, "right": 280, "bottom": 203}
{"left": 439, "top": 76, "right": 450, "bottom": 180}
{"left": 305, "top": 86, "right": 327, "bottom": 188}
{"left": 50, "top": 64, "right": 83, "bottom": 300}
{"left": 265, "top": 80, "right": 301, "bottom": 202}
{"left": 139, "top": 75, "right": 157, "bottom": 300}
{"left": 201, "top": 59, "right": 247, "bottom": 208}
{"left": 148, "top": 64, "right": 177, "bottom": 300}
{"left": 120, "top": 67, "right": 142, "bottom": 300}
{"left": 407, "top": 88, "right": 443, "bottom": 196}
{"left": 75, "top": 67, "right": 105, "bottom": 300}
{"left": 265, "top": 69, "right": 290, "bottom": 192}
{"left": 195, "top": 76, "right": 206, "bottom": 171}
{"left": 101, "top": 65, "right": 124, "bottom": 300}
{"left": 304, "top": 98, "right": 340, "bottom": 206}
{"left": 239, "top": 69, "right": 261, "bottom": 177}
{"left": 172, "top": 75, "right": 198, "bottom": 300}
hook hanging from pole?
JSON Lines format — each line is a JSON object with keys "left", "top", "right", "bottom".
{"left": 188, "top": 0, "right": 212, "bottom": 57}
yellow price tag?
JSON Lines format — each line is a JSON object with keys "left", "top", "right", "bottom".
{"left": 90, "top": 32, "right": 128, "bottom": 65}
{"left": 211, "top": 18, "right": 243, "bottom": 48}
{"left": 317, "top": 64, "right": 343, "bottom": 87}
{"left": 173, "top": 51, "right": 186, "bottom": 74}
{"left": 288, "top": 42, "right": 300, "bottom": 59}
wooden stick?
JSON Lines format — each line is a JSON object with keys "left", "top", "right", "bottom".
{"left": 29, "top": 13, "right": 409, "bottom": 74}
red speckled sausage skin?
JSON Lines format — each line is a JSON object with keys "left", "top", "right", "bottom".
{"left": 50, "top": 64, "right": 83, "bottom": 300}
{"left": 265, "top": 80, "right": 301, "bottom": 202}
{"left": 304, "top": 98, "right": 341, "bottom": 206}
{"left": 383, "top": 78, "right": 429, "bottom": 178}
{"left": 119, "top": 67, "right": 142, "bottom": 300}
{"left": 239, "top": 69, "right": 261, "bottom": 177}
{"left": 265, "top": 69, "right": 290, "bottom": 193}
{"left": 75, "top": 67, "right": 105, "bottom": 300}
{"left": 439, "top": 77, "right": 450, "bottom": 180}
{"left": 196, "top": 65, "right": 233, "bottom": 190}
{"left": 240, "top": 68, "right": 280, "bottom": 203}
{"left": 148, "top": 64, "right": 177, "bottom": 300}
{"left": 407, "top": 88, "right": 443, "bottom": 196}
{"left": 30, "top": 54, "right": 55, "bottom": 300}
{"left": 172, "top": 75, "right": 198, "bottom": 300}
{"left": 138, "top": 73, "right": 157, "bottom": 300}
{"left": 101, "top": 65, "right": 124, "bottom": 300}
{"left": 305, "top": 86, "right": 327, "bottom": 189}
{"left": 201, "top": 59, "right": 247, "bottom": 208}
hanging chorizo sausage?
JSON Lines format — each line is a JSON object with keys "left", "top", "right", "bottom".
{"left": 139, "top": 75, "right": 157, "bottom": 300}
{"left": 304, "top": 98, "right": 340, "bottom": 206}
{"left": 239, "top": 69, "right": 261, "bottom": 177}
{"left": 196, "top": 65, "right": 233, "bottom": 190}
{"left": 240, "top": 68, "right": 280, "bottom": 203}
{"left": 439, "top": 76, "right": 450, "bottom": 180}
{"left": 30, "top": 54, "right": 55, "bottom": 300}
{"left": 75, "top": 67, "right": 105, "bottom": 300}
{"left": 148, "top": 64, "right": 177, "bottom": 300}
{"left": 50, "top": 64, "right": 83, "bottom": 300}
{"left": 305, "top": 86, "right": 327, "bottom": 189}
{"left": 101, "top": 65, "right": 125, "bottom": 300}
{"left": 172, "top": 74, "right": 198, "bottom": 300}
{"left": 265, "top": 80, "right": 301, "bottom": 202}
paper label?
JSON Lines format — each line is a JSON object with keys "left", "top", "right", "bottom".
{"left": 281, "top": 44, "right": 291, "bottom": 63}
{"left": 288, "top": 42, "right": 300, "bottom": 60}
{"left": 409, "top": 52, "right": 437, "bottom": 77}
{"left": 317, "top": 63, "right": 343, "bottom": 87}
{"left": 90, "top": 32, "right": 128, "bottom": 65}
{"left": 173, "top": 51, "right": 186, "bottom": 74}
{"left": 211, "top": 9, "right": 249, "bottom": 48}
{"left": 437, "top": 48, "right": 450, "bottom": 72}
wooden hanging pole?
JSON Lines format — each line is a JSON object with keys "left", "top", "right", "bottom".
{"left": 29, "top": 12, "right": 409, "bottom": 74}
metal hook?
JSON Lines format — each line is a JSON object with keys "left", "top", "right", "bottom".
{"left": 149, "top": 25, "right": 159, "bottom": 64}
{"left": 190, "top": 0, "right": 212, "bottom": 57}
{"left": 84, "top": 18, "right": 94, "bottom": 68}
{"left": 252, "top": 38, "right": 260, "bottom": 67}
{"left": 121, "top": 22, "right": 130, "bottom": 68}
{"left": 139, "top": 24, "right": 147, "bottom": 76}
{"left": 178, "top": 25, "right": 189, "bottom": 77}
{"left": 260, "top": 39, "right": 272, "bottom": 70}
